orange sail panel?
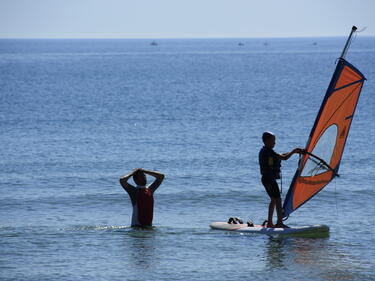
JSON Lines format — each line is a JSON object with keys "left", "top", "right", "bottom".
{"left": 283, "top": 58, "right": 365, "bottom": 218}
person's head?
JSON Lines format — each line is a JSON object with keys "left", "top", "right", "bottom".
{"left": 262, "top": 131, "right": 276, "bottom": 148}
{"left": 133, "top": 170, "right": 147, "bottom": 186}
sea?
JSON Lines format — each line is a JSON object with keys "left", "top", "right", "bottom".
{"left": 1, "top": 37, "right": 374, "bottom": 281}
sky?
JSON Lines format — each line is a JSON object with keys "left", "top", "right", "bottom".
{"left": 1, "top": 0, "right": 375, "bottom": 38}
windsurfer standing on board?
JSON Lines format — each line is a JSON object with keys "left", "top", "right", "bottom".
{"left": 120, "top": 168, "right": 164, "bottom": 227}
{"left": 259, "top": 132, "right": 305, "bottom": 228}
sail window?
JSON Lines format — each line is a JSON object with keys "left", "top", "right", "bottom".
{"left": 301, "top": 125, "right": 337, "bottom": 177}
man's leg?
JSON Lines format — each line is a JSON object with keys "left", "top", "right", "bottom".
{"left": 267, "top": 199, "right": 277, "bottom": 227}
{"left": 275, "top": 199, "right": 289, "bottom": 228}
{"left": 276, "top": 198, "right": 283, "bottom": 225}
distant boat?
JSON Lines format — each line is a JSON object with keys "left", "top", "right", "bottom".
{"left": 263, "top": 42, "right": 269, "bottom": 46}
{"left": 313, "top": 42, "right": 318, "bottom": 46}
{"left": 150, "top": 41, "right": 158, "bottom": 46}
{"left": 238, "top": 42, "right": 244, "bottom": 46}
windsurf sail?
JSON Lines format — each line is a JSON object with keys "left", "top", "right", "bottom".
{"left": 283, "top": 26, "right": 366, "bottom": 218}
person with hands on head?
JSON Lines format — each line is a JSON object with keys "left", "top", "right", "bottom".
{"left": 259, "top": 132, "right": 306, "bottom": 228}
{"left": 119, "top": 168, "right": 164, "bottom": 227}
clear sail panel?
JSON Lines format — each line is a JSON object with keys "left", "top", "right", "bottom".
{"left": 301, "top": 125, "right": 337, "bottom": 177}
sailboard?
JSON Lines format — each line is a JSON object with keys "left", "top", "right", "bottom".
{"left": 282, "top": 26, "right": 366, "bottom": 218}
{"left": 210, "top": 222, "right": 329, "bottom": 237}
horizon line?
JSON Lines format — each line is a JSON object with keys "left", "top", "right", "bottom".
{"left": 1, "top": 35, "right": 375, "bottom": 40}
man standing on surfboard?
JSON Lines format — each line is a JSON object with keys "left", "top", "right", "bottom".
{"left": 120, "top": 168, "right": 164, "bottom": 227}
{"left": 259, "top": 132, "right": 305, "bottom": 228}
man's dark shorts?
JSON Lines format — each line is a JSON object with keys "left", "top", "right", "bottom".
{"left": 261, "top": 176, "right": 281, "bottom": 199}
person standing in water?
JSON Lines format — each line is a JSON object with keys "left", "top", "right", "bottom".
{"left": 259, "top": 132, "right": 305, "bottom": 228}
{"left": 120, "top": 168, "right": 165, "bottom": 227}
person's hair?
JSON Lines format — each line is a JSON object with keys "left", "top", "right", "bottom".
{"left": 133, "top": 170, "right": 147, "bottom": 186}
{"left": 262, "top": 131, "right": 275, "bottom": 144}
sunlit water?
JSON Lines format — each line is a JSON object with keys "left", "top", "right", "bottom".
{"left": 1, "top": 37, "right": 375, "bottom": 280}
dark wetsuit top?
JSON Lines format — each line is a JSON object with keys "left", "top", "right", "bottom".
{"left": 259, "top": 146, "right": 281, "bottom": 199}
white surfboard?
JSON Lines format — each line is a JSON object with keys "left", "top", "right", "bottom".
{"left": 210, "top": 222, "right": 329, "bottom": 237}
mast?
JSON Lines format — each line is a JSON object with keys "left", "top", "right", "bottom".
{"left": 282, "top": 26, "right": 366, "bottom": 219}
{"left": 340, "top": 26, "right": 357, "bottom": 60}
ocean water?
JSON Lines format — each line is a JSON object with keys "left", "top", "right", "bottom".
{"left": 1, "top": 37, "right": 375, "bottom": 280}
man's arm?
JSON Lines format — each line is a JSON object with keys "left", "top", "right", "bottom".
{"left": 142, "top": 169, "right": 165, "bottom": 193}
{"left": 278, "top": 148, "right": 305, "bottom": 161}
{"left": 119, "top": 170, "right": 137, "bottom": 194}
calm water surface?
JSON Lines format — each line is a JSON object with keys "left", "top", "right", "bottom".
{"left": 1, "top": 37, "right": 375, "bottom": 280}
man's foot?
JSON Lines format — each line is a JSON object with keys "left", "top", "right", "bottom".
{"left": 275, "top": 223, "right": 289, "bottom": 228}
{"left": 266, "top": 223, "right": 275, "bottom": 228}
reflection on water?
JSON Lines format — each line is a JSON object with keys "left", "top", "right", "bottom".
{"left": 122, "top": 227, "right": 159, "bottom": 271}
{"left": 265, "top": 237, "right": 287, "bottom": 269}
{"left": 264, "top": 236, "right": 368, "bottom": 280}
{"left": 265, "top": 236, "right": 331, "bottom": 269}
